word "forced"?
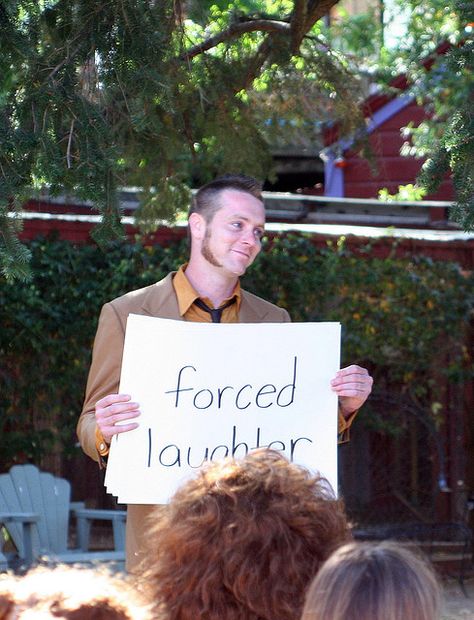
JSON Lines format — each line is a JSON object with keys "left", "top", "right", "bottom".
{"left": 165, "top": 356, "right": 298, "bottom": 411}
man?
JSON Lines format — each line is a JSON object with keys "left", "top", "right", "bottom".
{"left": 77, "top": 173, "right": 373, "bottom": 572}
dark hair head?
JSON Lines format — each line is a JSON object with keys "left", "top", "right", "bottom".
{"left": 144, "top": 449, "right": 351, "bottom": 620}
{"left": 301, "top": 541, "right": 442, "bottom": 620}
{"left": 189, "top": 174, "right": 263, "bottom": 223}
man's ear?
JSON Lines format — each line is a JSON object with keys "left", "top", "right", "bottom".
{"left": 188, "top": 212, "right": 206, "bottom": 240}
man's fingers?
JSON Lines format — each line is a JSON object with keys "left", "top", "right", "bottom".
{"left": 95, "top": 393, "right": 132, "bottom": 408}
{"left": 98, "top": 409, "right": 140, "bottom": 424}
{"left": 96, "top": 402, "right": 140, "bottom": 419}
{"left": 331, "top": 366, "right": 373, "bottom": 418}
{"left": 331, "top": 367, "right": 373, "bottom": 388}
{"left": 332, "top": 383, "right": 368, "bottom": 394}
{"left": 94, "top": 393, "right": 141, "bottom": 442}
{"left": 331, "top": 381, "right": 369, "bottom": 391}
{"left": 334, "top": 390, "right": 368, "bottom": 400}
{"left": 99, "top": 420, "right": 139, "bottom": 444}
{"left": 103, "top": 421, "right": 139, "bottom": 435}
{"left": 341, "top": 364, "right": 367, "bottom": 373}
{"left": 96, "top": 409, "right": 140, "bottom": 442}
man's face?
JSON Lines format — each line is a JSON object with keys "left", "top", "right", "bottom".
{"left": 201, "top": 189, "right": 265, "bottom": 277}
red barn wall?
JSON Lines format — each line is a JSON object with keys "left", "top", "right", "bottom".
{"left": 18, "top": 213, "right": 474, "bottom": 270}
{"left": 343, "top": 101, "right": 454, "bottom": 200}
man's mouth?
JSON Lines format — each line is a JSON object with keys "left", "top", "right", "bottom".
{"left": 232, "top": 249, "right": 250, "bottom": 259}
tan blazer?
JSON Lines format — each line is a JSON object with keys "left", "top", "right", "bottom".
{"left": 77, "top": 272, "right": 290, "bottom": 572}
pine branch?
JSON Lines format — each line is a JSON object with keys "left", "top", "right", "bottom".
{"left": 0, "top": 210, "right": 32, "bottom": 282}
{"left": 237, "top": 36, "right": 279, "bottom": 93}
{"left": 291, "top": 0, "right": 308, "bottom": 53}
{"left": 305, "top": 0, "right": 338, "bottom": 27}
{"left": 180, "top": 0, "right": 340, "bottom": 62}
{"left": 89, "top": 170, "right": 125, "bottom": 247}
{"left": 180, "top": 19, "right": 291, "bottom": 61}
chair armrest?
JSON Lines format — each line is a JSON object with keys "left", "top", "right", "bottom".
{"left": 0, "top": 512, "right": 39, "bottom": 567}
{"left": 72, "top": 508, "right": 126, "bottom": 552}
{"left": 69, "top": 501, "right": 86, "bottom": 513}
{"left": 73, "top": 508, "right": 126, "bottom": 519}
{"left": 0, "top": 512, "right": 39, "bottom": 522}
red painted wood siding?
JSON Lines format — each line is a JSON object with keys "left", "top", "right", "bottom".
{"left": 343, "top": 101, "right": 454, "bottom": 201}
{"left": 17, "top": 216, "right": 474, "bottom": 270}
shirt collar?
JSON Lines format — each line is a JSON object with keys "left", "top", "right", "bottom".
{"left": 173, "top": 264, "right": 241, "bottom": 316}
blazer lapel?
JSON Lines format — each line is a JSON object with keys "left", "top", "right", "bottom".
{"left": 141, "top": 272, "right": 183, "bottom": 320}
{"left": 239, "top": 290, "right": 270, "bottom": 323}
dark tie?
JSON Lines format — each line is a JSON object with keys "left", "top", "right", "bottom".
{"left": 193, "top": 297, "right": 236, "bottom": 323}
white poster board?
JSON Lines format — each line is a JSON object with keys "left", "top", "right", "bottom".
{"left": 105, "top": 315, "right": 341, "bottom": 504}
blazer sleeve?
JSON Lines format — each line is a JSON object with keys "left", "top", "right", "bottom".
{"left": 76, "top": 302, "right": 127, "bottom": 462}
{"left": 338, "top": 409, "right": 358, "bottom": 444}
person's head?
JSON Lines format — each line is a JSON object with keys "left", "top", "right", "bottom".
{"left": 189, "top": 174, "right": 263, "bottom": 224}
{"left": 0, "top": 564, "right": 152, "bottom": 620}
{"left": 187, "top": 174, "right": 266, "bottom": 278}
{"left": 144, "top": 449, "right": 351, "bottom": 620}
{"left": 301, "top": 541, "right": 442, "bottom": 620}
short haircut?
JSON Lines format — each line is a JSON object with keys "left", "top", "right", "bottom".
{"left": 189, "top": 173, "right": 263, "bottom": 223}
{"left": 301, "top": 541, "right": 442, "bottom": 620}
{"left": 144, "top": 449, "right": 351, "bottom": 620}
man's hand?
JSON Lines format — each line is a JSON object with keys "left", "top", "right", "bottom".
{"left": 331, "top": 365, "right": 373, "bottom": 418}
{"left": 95, "top": 394, "right": 140, "bottom": 444}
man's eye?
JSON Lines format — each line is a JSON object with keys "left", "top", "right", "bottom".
{"left": 255, "top": 229, "right": 264, "bottom": 240}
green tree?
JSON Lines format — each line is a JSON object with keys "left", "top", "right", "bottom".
{"left": 0, "top": 0, "right": 367, "bottom": 280}
{"left": 327, "top": 0, "right": 473, "bottom": 230}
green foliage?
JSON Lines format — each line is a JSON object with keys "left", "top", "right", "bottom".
{"left": 1, "top": 233, "right": 472, "bottom": 466}
{"left": 323, "top": 7, "right": 382, "bottom": 60}
{"left": 418, "top": 105, "right": 474, "bottom": 230}
{"left": 0, "top": 235, "right": 186, "bottom": 467}
{"left": 1, "top": 0, "right": 370, "bottom": 279}
{"left": 378, "top": 184, "right": 428, "bottom": 202}
{"left": 0, "top": 213, "right": 32, "bottom": 281}
{"left": 326, "top": 0, "right": 474, "bottom": 230}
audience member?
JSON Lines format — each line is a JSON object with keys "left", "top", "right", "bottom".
{"left": 301, "top": 540, "right": 442, "bottom": 620}
{"left": 143, "top": 448, "right": 351, "bottom": 620}
{"left": 0, "top": 563, "right": 152, "bottom": 620}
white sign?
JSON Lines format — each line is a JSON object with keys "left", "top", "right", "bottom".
{"left": 105, "top": 315, "right": 341, "bottom": 504}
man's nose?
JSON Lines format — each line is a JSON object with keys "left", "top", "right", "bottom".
{"left": 241, "top": 229, "right": 258, "bottom": 246}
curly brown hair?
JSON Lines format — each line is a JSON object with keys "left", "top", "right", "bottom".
{"left": 143, "top": 449, "right": 351, "bottom": 620}
{"left": 0, "top": 564, "right": 152, "bottom": 620}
